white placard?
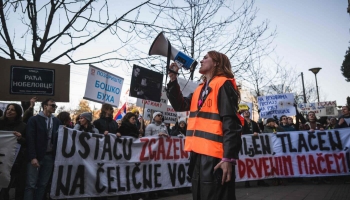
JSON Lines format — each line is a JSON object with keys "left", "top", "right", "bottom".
{"left": 257, "top": 93, "right": 296, "bottom": 118}
{"left": 83, "top": 65, "right": 124, "bottom": 107}
{"left": 0, "top": 131, "right": 20, "bottom": 188}
{"left": 177, "top": 78, "right": 199, "bottom": 97}
{"left": 142, "top": 106, "right": 177, "bottom": 124}
{"left": 297, "top": 101, "right": 337, "bottom": 116}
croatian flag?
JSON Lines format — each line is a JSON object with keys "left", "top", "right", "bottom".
{"left": 114, "top": 103, "right": 127, "bottom": 120}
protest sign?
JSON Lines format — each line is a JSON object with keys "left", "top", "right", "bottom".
{"left": 0, "top": 131, "right": 20, "bottom": 188}
{"left": 177, "top": 77, "right": 199, "bottom": 97}
{"left": 236, "top": 128, "right": 350, "bottom": 181}
{"left": 136, "top": 86, "right": 168, "bottom": 112}
{"left": 142, "top": 106, "right": 177, "bottom": 124}
{"left": 0, "top": 102, "right": 8, "bottom": 114}
{"left": 84, "top": 65, "right": 124, "bottom": 107}
{"left": 257, "top": 93, "right": 296, "bottom": 118}
{"left": 297, "top": 101, "right": 337, "bottom": 116}
{"left": 130, "top": 65, "right": 163, "bottom": 102}
{"left": 51, "top": 127, "right": 190, "bottom": 199}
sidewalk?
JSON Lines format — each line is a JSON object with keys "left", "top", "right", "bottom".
{"left": 157, "top": 178, "right": 350, "bottom": 200}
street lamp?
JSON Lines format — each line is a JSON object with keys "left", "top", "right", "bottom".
{"left": 309, "top": 67, "right": 322, "bottom": 103}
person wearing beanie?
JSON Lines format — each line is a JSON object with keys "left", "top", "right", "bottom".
{"left": 170, "top": 118, "right": 187, "bottom": 137}
{"left": 263, "top": 118, "right": 284, "bottom": 134}
{"left": 74, "top": 112, "right": 98, "bottom": 133}
{"left": 145, "top": 111, "right": 168, "bottom": 136}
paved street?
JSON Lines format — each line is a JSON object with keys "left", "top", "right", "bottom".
{"left": 9, "top": 177, "right": 350, "bottom": 199}
{"left": 157, "top": 178, "right": 350, "bottom": 200}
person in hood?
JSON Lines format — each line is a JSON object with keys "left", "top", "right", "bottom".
{"left": 24, "top": 98, "right": 60, "bottom": 200}
{"left": 74, "top": 112, "right": 99, "bottom": 133}
{"left": 93, "top": 103, "right": 118, "bottom": 135}
{"left": 145, "top": 112, "right": 168, "bottom": 136}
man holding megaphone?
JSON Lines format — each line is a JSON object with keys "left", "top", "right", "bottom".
{"left": 165, "top": 51, "right": 243, "bottom": 200}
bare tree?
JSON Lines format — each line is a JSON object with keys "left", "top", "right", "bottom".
{"left": 125, "top": 0, "right": 276, "bottom": 80}
{"left": 0, "top": 0, "right": 159, "bottom": 65}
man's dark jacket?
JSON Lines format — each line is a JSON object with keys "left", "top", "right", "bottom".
{"left": 26, "top": 114, "right": 60, "bottom": 161}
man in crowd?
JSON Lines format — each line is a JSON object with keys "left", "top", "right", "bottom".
{"left": 24, "top": 98, "right": 60, "bottom": 200}
{"left": 326, "top": 117, "right": 337, "bottom": 130}
{"left": 131, "top": 108, "right": 145, "bottom": 136}
{"left": 145, "top": 112, "right": 168, "bottom": 136}
{"left": 335, "top": 106, "right": 350, "bottom": 128}
{"left": 301, "top": 111, "right": 324, "bottom": 131}
{"left": 242, "top": 110, "right": 270, "bottom": 187}
{"left": 287, "top": 117, "right": 296, "bottom": 129}
{"left": 263, "top": 118, "right": 285, "bottom": 134}
{"left": 279, "top": 115, "right": 296, "bottom": 132}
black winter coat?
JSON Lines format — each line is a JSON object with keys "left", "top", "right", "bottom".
{"left": 93, "top": 116, "right": 118, "bottom": 134}
{"left": 118, "top": 121, "right": 140, "bottom": 138}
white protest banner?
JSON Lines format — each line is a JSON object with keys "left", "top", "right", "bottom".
{"left": 51, "top": 127, "right": 190, "bottom": 199}
{"left": 297, "top": 101, "right": 337, "bottom": 116}
{"left": 257, "top": 93, "right": 295, "bottom": 118}
{"left": 136, "top": 86, "right": 168, "bottom": 112}
{"left": 141, "top": 106, "right": 177, "bottom": 124}
{"left": 84, "top": 65, "right": 124, "bottom": 107}
{"left": 0, "top": 102, "right": 8, "bottom": 115}
{"left": 177, "top": 77, "right": 199, "bottom": 97}
{"left": 236, "top": 128, "right": 350, "bottom": 181}
{"left": 0, "top": 131, "right": 20, "bottom": 188}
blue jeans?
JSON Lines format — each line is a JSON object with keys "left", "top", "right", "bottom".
{"left": 23, "top": 154, "right": 54, "bottom": 200}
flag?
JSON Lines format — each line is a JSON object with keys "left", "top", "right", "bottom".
{"left": 114, "top": 103, "right": 127, "bottom": 120}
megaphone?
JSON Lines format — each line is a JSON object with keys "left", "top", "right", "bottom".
{"left": 149, "top": 32, "right": 197, "bottom": 71}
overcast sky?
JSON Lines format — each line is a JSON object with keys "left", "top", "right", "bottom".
{"left": 1, "top": 0, "right": 349, "bottom": 111}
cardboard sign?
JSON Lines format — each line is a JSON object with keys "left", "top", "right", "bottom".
{"left": 257, "top": 93, "right": 296, "bottom": 118}
{"left": 83, "top": 65, "right": 124, "bottom": 107}
{"left": 130, "top": 65, "right": 163, "bottom": 102}
{"left": 143, "top": 106, "right": 177, "bottom": 124}
{"left": 297, "top": 101, "right": 337, "bottom": 116}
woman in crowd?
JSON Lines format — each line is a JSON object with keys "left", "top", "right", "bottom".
{"left": 0, "top": 103, "right": 27, "bottom": 200}
{"left": 166, "top": 51, "right": 243, "bottom": 200}
{"left": 170, "top": 118, "right": 187, "bottom": 137}
{"left": 57, "top": 111, "right": 73, "bottom": 128}
{"left": 74, "top": 112, "right": 99, "bottom": 133}
{"left": 93, "top": 103, "right": 118, "bottom": 135}
{"left": 117, "top": 112, "right": 142, "bottom": 138}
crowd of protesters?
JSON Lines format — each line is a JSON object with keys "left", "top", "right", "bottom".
{"left": 1, "top": 95, "right": 350, "bottom": 200}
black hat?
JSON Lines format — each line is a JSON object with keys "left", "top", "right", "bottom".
{"left": 266, "top": 118, "right": 275, "bottom": 124}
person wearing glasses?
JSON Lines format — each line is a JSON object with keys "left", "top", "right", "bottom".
{"left": 166, "top": 51, "right": 242, "bottom": 200}
{"left": 144, "top": 112, "right": 168, "bottom": 137}
{"left": 279, "top": 115, "right": 296, "bottom": 132}
{"left": 24, "top": 98, "right": 60, "bottom": 200}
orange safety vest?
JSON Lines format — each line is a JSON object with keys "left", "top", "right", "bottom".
{"left": 185, "top": 76, "right": 241, "bottom": 159}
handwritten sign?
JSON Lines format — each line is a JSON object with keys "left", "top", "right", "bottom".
{"left": 297, "top": 101, "right": 337, "bottom": 116}
{"left": 257, "top": 93, "right": 295, "bottom": 118}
